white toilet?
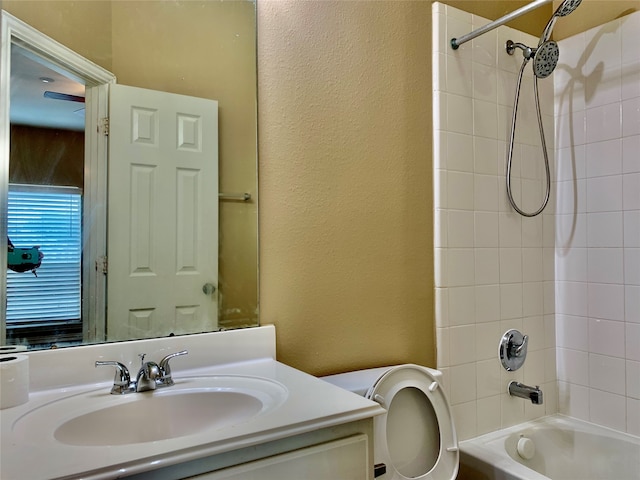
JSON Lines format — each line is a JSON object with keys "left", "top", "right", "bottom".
{"left": 323, "top": 364, "right": 458, "bottom": 480}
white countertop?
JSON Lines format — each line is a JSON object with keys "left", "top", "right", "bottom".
{"left": 0, "top": 326, "right": 384, "bottom": 479}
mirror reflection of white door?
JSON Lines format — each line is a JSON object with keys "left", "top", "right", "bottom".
{"left": 107, "top": 84, "right": 219, "bottom": 341}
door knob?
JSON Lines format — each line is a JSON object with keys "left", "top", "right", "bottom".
{"left": 202, "top": 283, "right": 216, "bottom": 295}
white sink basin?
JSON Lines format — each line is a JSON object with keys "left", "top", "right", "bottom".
{"left": 13, "top": 376, "right": 288, "bottom": 446}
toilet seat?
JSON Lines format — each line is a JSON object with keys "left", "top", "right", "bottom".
{"left": 365, "top": 365, "right": 458, "bottom": 480}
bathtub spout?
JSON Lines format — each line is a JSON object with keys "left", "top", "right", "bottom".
{"left": 508, "top": 381, "right": 543, "bottom": 404}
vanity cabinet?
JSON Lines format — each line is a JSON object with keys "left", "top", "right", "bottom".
{"left": 191, "top": 434, "right": 369, "bottom": 479}
{"left": 128, "top": 419, "right": 374, "bottom": 480}
{"left": 1, "top": 328, "right": 385, "bottom": 480}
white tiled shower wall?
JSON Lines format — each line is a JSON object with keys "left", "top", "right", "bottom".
{"left": 554, "top": 11, "right": 640, "bottom": 436}
{"left": 434, "top": 3, "right": 640, "bottom": 440}
{"left": 433, "top": 3, "right": 558, "bottom": 441}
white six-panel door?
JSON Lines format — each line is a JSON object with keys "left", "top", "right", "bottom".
{"left": 107, "top": 84, "right": 218, "bottom": 341}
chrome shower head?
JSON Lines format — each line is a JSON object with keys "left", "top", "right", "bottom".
{"left": 506, "top": 39, "right": 560, "bottom": 78}
{"left": 555, "top": 0, "right": 582, "bottom": 17}
{"left": 532, "top": 41, "right": 559, "bottom": 78}
{"left": 540, "top": 0, "right": 582, "bottom": 44}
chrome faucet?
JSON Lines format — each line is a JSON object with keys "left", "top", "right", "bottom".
{"left": 95, "top": 350, "right": 188, "bottom": 394}
{"left": 135, "top": 354, "right": 162, "bottom": 392}
{"left": 508, "top": 381, "right": 543, "bottom": 404}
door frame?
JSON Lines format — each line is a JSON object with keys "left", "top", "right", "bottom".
{"left": 0, "top": 10, "right": 116, "bottom": 344}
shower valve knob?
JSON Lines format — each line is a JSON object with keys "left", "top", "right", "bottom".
{"left": 511, "top": 334, "right": 528, "bottom": 357}
{"left": 499, "top": 329, "right": 528, "bottom": 371}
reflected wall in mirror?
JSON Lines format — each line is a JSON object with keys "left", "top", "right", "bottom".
{"left": 1, "top": 1, "right": 258, "bottom": 350}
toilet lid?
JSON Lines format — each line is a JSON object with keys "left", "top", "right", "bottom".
{"left": 365, "top": 365, "right": 458, "bottom": 480}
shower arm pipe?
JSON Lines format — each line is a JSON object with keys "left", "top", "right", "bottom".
{"left": 450, "top": 0, "right": 552, "bottom": 50}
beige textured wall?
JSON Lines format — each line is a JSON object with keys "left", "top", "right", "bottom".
{"left": 258, "top": 0, "right": 435, "bottom": 376}
{"left": 3, "top": 1, "right": 112, "bottom": 69}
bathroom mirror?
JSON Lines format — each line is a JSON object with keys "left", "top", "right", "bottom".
{"left": 1, "top": 1, "right": 258, "bottom": 350}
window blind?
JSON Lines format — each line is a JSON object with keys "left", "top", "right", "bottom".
{"left": 6, "top": 185, "right": 82, "bottom": 324}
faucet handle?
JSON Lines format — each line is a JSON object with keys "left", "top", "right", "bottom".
{"left": 499, "top": 329, "right": 528, "bottom": 371}
{"left": 512, "top": 334, "right": 528, "bottom": 357}
{"left": 95, "top": 360, "right": 131, "bottom": 394}
{"left": 159, "top": 350, "right": 188, "bottom": 386}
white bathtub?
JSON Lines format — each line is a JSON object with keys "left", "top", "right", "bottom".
{"left": 459, "top": 415, "right": 640, "bottom": 480}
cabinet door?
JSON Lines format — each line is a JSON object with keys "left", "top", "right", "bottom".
{"left": 189, "top": 434, "right": 370, "bottom": 480}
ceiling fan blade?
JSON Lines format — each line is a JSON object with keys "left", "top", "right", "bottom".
{"left": 43, "top": 91, "right": 85, "bottom": 103}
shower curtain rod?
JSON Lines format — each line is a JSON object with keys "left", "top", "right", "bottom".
{"left": 450, "top": 0, "right": 552, "bottom": 49}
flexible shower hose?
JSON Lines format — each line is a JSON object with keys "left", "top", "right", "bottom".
{"left": 506, "top": 58, "right": 552, "bottom": 217}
